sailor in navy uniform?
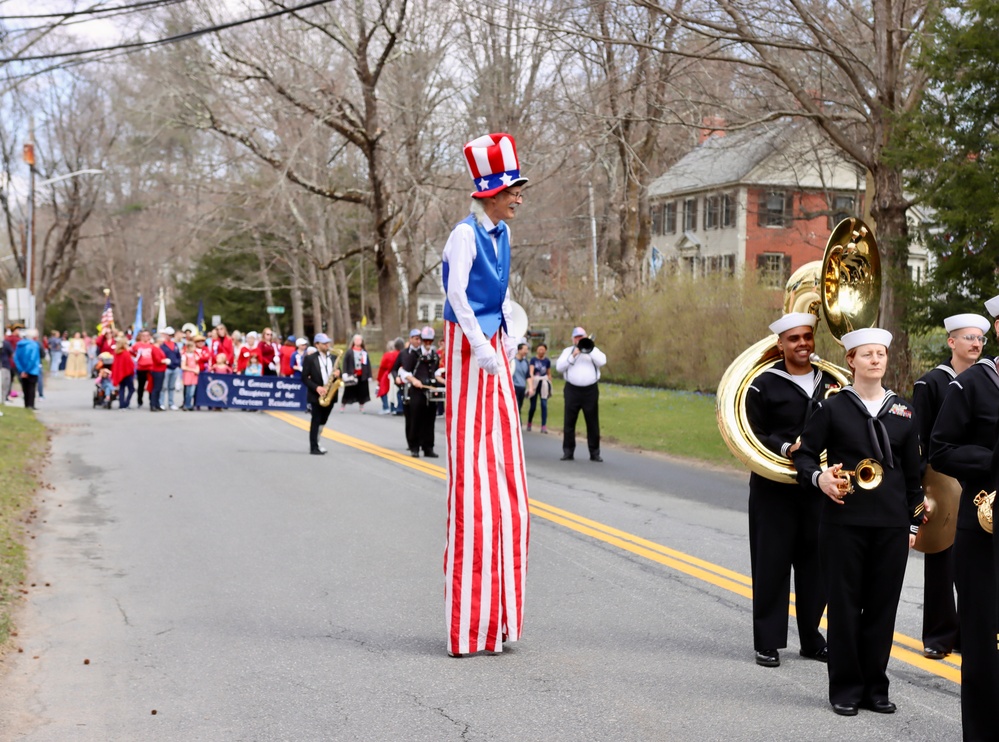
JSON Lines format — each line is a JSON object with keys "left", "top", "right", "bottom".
{"left": 929, "top": 296, "right": 999, "bottom": 742}
{"left": 793, "top": 328, "right": 923, "bottom": 717}
{"left": 398, "top": 326, "right": 443, "bottom": 458}
{"left": 745, "top": 312, "right": 835, "bottom": 669}
{"left": 913, "top": 313, "right": 990, "bottom": 661}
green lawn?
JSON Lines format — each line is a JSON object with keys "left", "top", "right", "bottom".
{"left": 526, "top": 381, "right": 737, "bottom": 466}
{"left": 0, "top": 408, "right": 47, "bottom": 645}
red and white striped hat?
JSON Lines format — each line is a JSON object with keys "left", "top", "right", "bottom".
{"left": 463, "top": 132, "right": 528, "bottom": 198}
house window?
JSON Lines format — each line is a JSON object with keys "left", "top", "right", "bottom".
{"left": 683, "top": 255, "right": 701, "bottom": 277}
{"left": 420, "top": 305, "right": 430, "bottom": 322}
{"left": 722, "top": 194, "right": 736, "bottom": 228}
{"left": 758, "top": 190, "right": 792, "bottom": 227}
{"left": 434, "top": 303, "right": 443, "bottom": 320}
{"left": 665, "top": 202, "right": 677, "bottom": 234}
{"left": 757, "top": 252, "right": 791, "bottom": 288}
{"left": 651, "top": 204, "right": 663, "bottom": 235}
{"left": 683, "top": 197, "right": 698, "bottom": 231}
{"left": 705, "top": 196, "right": 720, "bottom": 230}
{"left": 722, "top": 253, "right": 735, "bottom": 276}
{"left": 829, "top": 195, "right": 855, "bottom": 229}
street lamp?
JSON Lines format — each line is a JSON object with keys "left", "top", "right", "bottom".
{"left": 21, "top": 145, "right": 103, "bottom": 328}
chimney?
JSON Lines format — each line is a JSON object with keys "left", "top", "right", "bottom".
{"left": 699, "top": 116, "right": 726, "bottom": 144}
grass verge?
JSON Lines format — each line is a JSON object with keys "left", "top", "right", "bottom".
{"left": 0, "top": 408, "right": 47, "bottom": 645}
{"left": 525, "top": 381, "right": 737, "bottom": 467}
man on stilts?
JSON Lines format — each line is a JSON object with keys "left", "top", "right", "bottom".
{"left": 442, "top": 132, "right": 530, "bottom": 657}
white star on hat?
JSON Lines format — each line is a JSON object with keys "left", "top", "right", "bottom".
{"left": 477, "top": 178, "right": 489, "bottom": 191}
{"left": 499, "top": 172, "right": 514, "bottom": 187}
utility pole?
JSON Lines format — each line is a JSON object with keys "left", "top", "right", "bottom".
{"left": 23, "top": 134, "right": 36, "bottom": 328}
{"left": 588, "top": 182, "right": 598, "bottom": 290}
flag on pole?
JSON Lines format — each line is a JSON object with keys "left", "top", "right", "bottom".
{"left": 99, "top": 294, "right": 114, "bottom": 332}
{"left": 134, "top": 294, "right": 143, "bottom": 333}
{"left": 156, "top": 289, "right": 167, "bottom": 333}
{"left": 197, "top": 300, "right": 206, "bottom": 335}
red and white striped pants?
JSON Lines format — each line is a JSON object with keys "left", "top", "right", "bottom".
{"left": 443, "top": 321, "right": 530, "bottom": 655}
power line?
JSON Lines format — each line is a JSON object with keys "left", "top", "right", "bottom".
{"left": 3, "top": 0, "right": 189, "bottom": 34}
{"left": 0, "top": 0, "right": 334, "bottom": 64}
{"left": 0, "top": 0, "right": 186, "bottom": 20}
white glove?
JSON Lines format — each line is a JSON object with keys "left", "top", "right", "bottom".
{"left": 503, "top": 334, "right": 519, "bottom": 363}
{"left": 473, "top": 343, "right": 501, "bottom": 375}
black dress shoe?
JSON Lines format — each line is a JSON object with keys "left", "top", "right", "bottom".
{"left": 861, "top": 699, "right": 896, "bottom": 714}
{"left": 832, "top": 703, "right": 858, "bottom": 717}
{"left": 923, "top": 647, "right": 948, "bottom": 660}
{"left": 560, "top": 454, "right": 574, "bottom": 461}
{"left": 310, "top": 448, "right": 327, "bottom": 455}
{"left": 755, "top": 649, "right": 780, "bottom": 667}
{"left": 590, "top": 455, "right": 604, "bottom": 462}
{"left": 424, "top": 451, "right": 439, "bottom": 458}
{"left": 410, "top": 451, "right": 420, "bottom": 458}
{"left": 800, "top": 646, "right": 828, "bottom": 662}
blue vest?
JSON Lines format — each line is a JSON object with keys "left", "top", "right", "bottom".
{"left": 442, "top": 214, "right": 510, "bottom": 339}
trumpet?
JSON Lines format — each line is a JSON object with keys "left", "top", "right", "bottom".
{"left": 974, "top": 490, "right": 995, "bottom": 534}
{"left": 576, "top": 335, "right": 596, "bottom": 354}
{"left": 835, "top": 458, "right": 884, "bottom": 495}
{"left": 318, "top": 349, "right": 343, "bottom": 408}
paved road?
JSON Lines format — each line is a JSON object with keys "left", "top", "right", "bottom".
{"left": 0, "top": 376, "right": 960, "bottom": 741}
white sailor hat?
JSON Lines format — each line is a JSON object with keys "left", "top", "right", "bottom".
{"left": 985, "top": 295, "right": 999, "bottom": 318}
{"left": 420, "top": 326, "right": 435, "bottom": 340}
{"left": 944, "top": 313, "right": 991, "bottom": 334}
{"left": 768, "top": 312, "right": 817, "bottom": 336}
{"left": 842, "top": 328, "right": 892, "bottom": 351}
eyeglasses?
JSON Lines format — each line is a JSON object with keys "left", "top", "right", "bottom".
{"left": 958, "top": 334, "right": 988, "bottom": 345}
{"left": 506, "top": 191, "right": 523, "bottom": 202}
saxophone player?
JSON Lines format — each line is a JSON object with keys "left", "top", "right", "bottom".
{"left": 302, "top": 333, "right": 341, "bottom": 456}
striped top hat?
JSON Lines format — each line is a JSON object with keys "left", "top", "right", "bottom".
{"left": 464, "top": 133, "right": 529, "bottom": 198}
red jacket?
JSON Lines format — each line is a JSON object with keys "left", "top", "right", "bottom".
{"left": 131, "top": 342, "right": 156, "bottom": 370}
{"left": 279, "top": 345, "right": 295, "bottom": 376}
{"left": 111, "top": 348, "right": 135, "bottom": 385}
{"left": 211, "top": 336, "right": 234, "bottom": 366}
{"left": 259, "top": 341, "right": 276, "bottom": 371}
{"left": 236, "top": 344, "right": 261, "bottom": 373}
{"left": 377, "top": 350, "right": 399, "bottom": 397}
{"left": 150, "top": 344, "right": 168, "bottom": 372}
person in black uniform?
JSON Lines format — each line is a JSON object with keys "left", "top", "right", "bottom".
{"left": 301, "top": 333, "right": 341, "bottom": 455}
{"left": 913, "top": 313, "right": 989, "bottom": 660}
{"left": 745, "top": 312, "right": 837, "bottom": 669}
{"left": 793, "top": 328, "right": 923, "bottom": 717}
{"left": 392, "top": 330, "right": 421, "bottom": 417}
{"left": 929, "top": 296, "right": 999, "bottom": 742}
{"left": 398, "top": 326, "right": 442, "bottom": 458}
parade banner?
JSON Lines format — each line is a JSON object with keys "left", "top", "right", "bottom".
{"left": 194, "top": 373, "right": 307, "bottom": 410}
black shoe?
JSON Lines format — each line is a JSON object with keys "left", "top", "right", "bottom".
{"left": 411, "top": 451, "right": 420, "bottom": 458}
{"left": 424, "top": 451, "right": 439, "bottom": 458}
{"left": 800, "top": 646, "right": 828, "bottom": 663}
{"left": 755, "top": 649, "right": 780, "bottom": 667}
{"left": 590, "top": 455, "right": 603, "bottom": 462}
{"left": 861, "top": 699, "right": 896, "bottom": 714}
{"left": 832, "top": 703, "right": 858, "bottom": 717}
{"left": 923, "top": 647, "right": 948, "bottom": 660}
{"left": 310, "top": 448, "right": 327, "bottom": 456}
{"left": 560, "top": 454, "right": 574, "bottom": 461}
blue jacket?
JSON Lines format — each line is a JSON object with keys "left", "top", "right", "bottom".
{"left": 13, "top": 339, "right": 42, "bottom": 376}
{"left": 160, "top": 341, "right": 182, "bottom": 369}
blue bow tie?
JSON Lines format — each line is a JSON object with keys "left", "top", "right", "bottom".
{"left": 489, "top": 222, "right": 507, "bottom": 238}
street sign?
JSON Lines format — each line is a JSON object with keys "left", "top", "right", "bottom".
{"left": 211, "top": 315, "right": 221, "bottom": 327}
{"left": 266, "top": 306, "right": 285, "bottom": 314}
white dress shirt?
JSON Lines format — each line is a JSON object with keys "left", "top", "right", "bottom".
{"left": 555, "top": 345, "right": 607, "bottom": 386}
{"left": 442, "top": 211, "right": 515, "bottom": 357}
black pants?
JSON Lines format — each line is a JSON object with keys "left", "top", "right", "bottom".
{"left": 954, "top": 526, "right": 999, "bottom": 742}
{"left": 563, "top": 382, "right": 599, "bottom": 457}
{"left": 922, "top": 544, "right": 959, "bottom": 653}
{"left": 748, "top": 479, "right": 826, "bottom": 654}
{"left": 820, "top": 522, "right": 908, "bottom": 707}
{"left": 405, "top": 390, "right": 436, "bottom": 454}
{"left": 136, "top": 370, "right": 150, "bottom": 405}
{"left": 149, "top": 371, "right": 165, "bottom": 410}
{"left": 309, "top": 402, "right": 333, "bottom": 451}
{"left": 19, "top": 373, "right": 38, "bottom": 409}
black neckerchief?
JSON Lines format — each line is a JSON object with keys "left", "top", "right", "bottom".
{"left": 842, "top": 386, "right": 897, "bottom": 469}
{"left": 763, "top": 360, "right": 825, "bottom": 424}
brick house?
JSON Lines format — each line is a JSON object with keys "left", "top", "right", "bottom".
{"left": 646, "top": 120, "right": 921, "bottom": 287}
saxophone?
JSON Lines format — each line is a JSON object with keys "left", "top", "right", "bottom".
{"left": 973, "top": 490, "right": 995, "bottom": 534}
{"left": 318, "top": 349, "right": 343, "bottom": 407}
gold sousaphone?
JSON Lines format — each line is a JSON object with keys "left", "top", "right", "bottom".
{"left": 716, "top": 218, "right": 881, "bottom": 485}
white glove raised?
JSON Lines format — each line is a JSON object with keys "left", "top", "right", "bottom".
{"left": 473, "top": 343, "right": 501, "bottom": 375}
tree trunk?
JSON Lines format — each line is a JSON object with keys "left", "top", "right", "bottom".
{"left": 306, "top": 257, "right": 323, "bottom": 339}
{"left": 254, "top": 235, "right": 278, "bottom": 335}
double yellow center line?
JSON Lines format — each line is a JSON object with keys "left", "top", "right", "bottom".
{"left": 268, "top": 410, "right": 960, "bottom": 684}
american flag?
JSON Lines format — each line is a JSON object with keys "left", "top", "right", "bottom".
{"left": 100, "top": 296, "right": 114, "bottom": 332}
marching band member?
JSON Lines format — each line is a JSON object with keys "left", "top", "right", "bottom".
{"left": 793, "top": 328, "right": 923, "bottom": 717}
{"left": 929, "top": 296, "right": 999, "bottom": 742}
{"left": 398, "top": 326, "right": 441, "bottom": 458}
{"left": 301, "top": 333, "right": 340, "bottom": 456}
{"left": 912, "top": 313, "right": 989, "bottom": 660}
{"left": 441, "top": 132, "right": 530, "bottom": 657}
{"left": 745, "top": 312, "right": 835, "bottom": 668}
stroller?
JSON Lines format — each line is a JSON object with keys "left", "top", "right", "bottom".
{"left": 92, "top": 352, "right": 118, "bottom": 409}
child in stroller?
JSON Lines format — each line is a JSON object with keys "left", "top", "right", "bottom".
{"left": 93, "top": 352, "right": 117, "bottom": 408}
